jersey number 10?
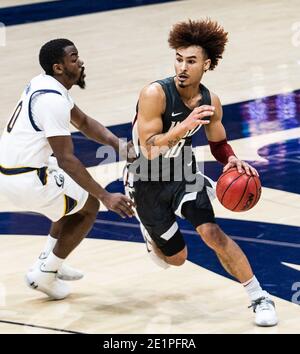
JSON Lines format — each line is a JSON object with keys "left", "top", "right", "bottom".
{"left": 164, "top": 121, "right": 201, "bottom": 158}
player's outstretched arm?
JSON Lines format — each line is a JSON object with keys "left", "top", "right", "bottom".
{"left": 48, "top": 135, "right": 135, "bottom": 218}
{"left": 70, "top": 105, "right": 130, "bottom": 160}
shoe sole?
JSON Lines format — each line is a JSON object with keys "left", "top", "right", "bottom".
{"left": 255, "top": 319, "right": 278, "bottom": 327}
{"left": 25, "top": 274, "right": 70, "bottom": 300}
{"left": 57, "top": 273, "right": 84, "bottom": 281}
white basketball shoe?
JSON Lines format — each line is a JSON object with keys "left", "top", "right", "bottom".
{"left": 30, "top": 253, "right": 84, "bottom": 281}
{"left": 25, "top": 263, "right": 70, "bottom": 300}
{"left": 140, "top": 224, "right": 170, "bottom": 269}
{"left": 249, "top": 292, "right": 278, "bottom": 327}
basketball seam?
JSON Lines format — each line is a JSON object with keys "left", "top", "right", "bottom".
{"left": 252, "top": 176, "right": 261, "bottom": 207}
{"left": 218, "top": 167, "right": 237, "bottom": 182}
{"left": 233, "top": 176, "right": 251, "bottom": 211}
{"left": 220, "top": 173, "right": 245, "bottom": 206}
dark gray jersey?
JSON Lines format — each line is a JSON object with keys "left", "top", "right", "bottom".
{"left": 130, "top": 76, "right": 211, "bottom": 181}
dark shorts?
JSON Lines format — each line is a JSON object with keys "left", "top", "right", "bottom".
{"left": 126, "top": 171, "right": 216, "bottom": 257}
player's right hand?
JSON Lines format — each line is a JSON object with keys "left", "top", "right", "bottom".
{"left": 182, "top": 105, "right": 215, "bottom": 130}
{"left": 101, "top": 192, "right": 135, "bottom": 218}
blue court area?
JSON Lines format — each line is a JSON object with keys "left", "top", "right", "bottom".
{"left": 1, "top": 89, "right": 299, "bottom": 303}
{"left": 0, "top": 0, "right": 178, "bottom": 26}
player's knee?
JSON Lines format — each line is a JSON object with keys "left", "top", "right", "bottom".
{"left": 91, "top": 196, "right": 100, "bottom": 213}
{"left": 80, "top": 195, "right": 99, "bottom": 220}
{"left": 166, "top": 247, "right": 187, "bottom": 266}
{"left": 89, "top": 197, "right": 100, "bottom": 219}
{"left": 197, "top": 223, "right": 228, "bottom": 250}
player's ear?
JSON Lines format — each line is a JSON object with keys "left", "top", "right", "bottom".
{"left": 204, "top": 59, "right": 211, "bottom": 72}
{"left": 53, "top": 63, "right": 64, "bottom": 75}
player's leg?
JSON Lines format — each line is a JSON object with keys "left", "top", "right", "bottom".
{"left": 26, "top": 194, "right": 99, "bottom": 300}
{"left": 127, "top": 174, "right": 187, "bottom": 268}
{"left": 196, "top": 222, "right": 254, "bottom": 282}
{"left": 33, "top": 208, "right": 99, "bottom": 281}
{"left": 31, "top": 227, "right": 85, "bottom": 281}
{"left": 30, "top": 164, "right": 96, "bottom": 280}
{"left": 26, "top": 163, "right": 99, "bottom": 299}
{"left": 163, "top": 240, "right": 187, "bottom": 266}
{"left": 140, "top": 222, "right": 187, "bottom": 267}
{"left": 181, "top": 187, "right": 278, "bottom": 326}
{"left": 197, "top": 222, "right": 277, "bottom": 326}
{"left": 51, "top": 194, "right": 99, "bottom": 258}
{"left": 182, "top": 173, "right": 253, "bottom": 281}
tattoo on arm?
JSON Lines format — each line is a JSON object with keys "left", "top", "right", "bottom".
{"left": 146, "top": 135, "right": 157, "bottom": 147}
{"left": 167, "top": 136, "right": 181, "bottom": 149}
{"left": 145, "top": 134, "right": 181, "bottom": 156}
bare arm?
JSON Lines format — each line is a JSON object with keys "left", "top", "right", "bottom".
{"left": 204, "top": 93, "right": 227, "bottom": 142}
{"left": 205, "top": 93, "right": 258, "bottom": 176}
{"left": 71, "top": 105, "right": 128, "bottom": 158}
{"left": 48, "top": 135, "right": 134, "bottom": 217}
{"left": 138, "top": 83, "right": 214, "bottom": 159}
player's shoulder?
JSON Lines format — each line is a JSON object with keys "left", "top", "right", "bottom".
{"left": 138, "top": 82, "right": 166, "bottom": 114}
{"left": 206, "top": 90, "right": 223, "bottom": 121}
{"left": 36, "top": 91, "right": 66, "bottom": 105}
{"left": 209, "top": 90, "right": 222, "bottom": 107}
{"left": 34, "top": 91, "right": 70, "bottom": 115}
{"left": 140, "top": 82, "right": 165, "bottom": 100}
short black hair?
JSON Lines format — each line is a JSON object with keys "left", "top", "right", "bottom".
{"left": 39, "top": 38, "right": 74, "bottom": 76}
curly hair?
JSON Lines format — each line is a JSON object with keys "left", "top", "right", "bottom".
{"left": 168, "top": 19, "right": 228, "bottom": 70}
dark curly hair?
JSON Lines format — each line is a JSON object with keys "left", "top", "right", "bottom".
{"left": 168, "top": 19, "right": 228, "bottom": 70}
{"left": 39, "top": 38, "right": 74, "bottom": 76}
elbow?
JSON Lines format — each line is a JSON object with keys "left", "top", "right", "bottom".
{"left": 56, "top": 157, "right": 68, "bottom": 171}
{"left": 55, "top": 154, "right": 77, "bottom": 174}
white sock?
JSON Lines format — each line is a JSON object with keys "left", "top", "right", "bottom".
{"left": 39, "top": 234, "right": 57, "bottom": 259}
{"left": 41, "top": 251, "right": 64, "bottom": 272}
{"left": 243, "top": 276, "right": 267, "bottom": 302}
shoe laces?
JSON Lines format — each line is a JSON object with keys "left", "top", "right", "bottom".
{"left": 248, "top": 297, "right": 275, "bottom": 313}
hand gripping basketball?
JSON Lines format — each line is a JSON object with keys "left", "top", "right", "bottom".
{"left": 216, "top": 167, "right": 262, "bottom": 212}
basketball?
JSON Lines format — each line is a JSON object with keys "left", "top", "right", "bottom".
{"left": 216, "top": 168, "right": 261, "bottom": 212}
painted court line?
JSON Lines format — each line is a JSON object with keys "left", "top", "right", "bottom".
{"left": 0, "top": 319, "right": 86, "bottom": 334}
{"left": 94, "top": 219, "right": 300, "bottom": 249}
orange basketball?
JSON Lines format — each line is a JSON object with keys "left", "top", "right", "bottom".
{"left": 216, "top": 167, "right": 261, "bottom": 212}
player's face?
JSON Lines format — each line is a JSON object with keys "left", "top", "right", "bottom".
{"left": 174, "top": 46, "right": 211, "bottom": 88}
{"left": 62, "top": 45, "right": 86, "bottom": 89}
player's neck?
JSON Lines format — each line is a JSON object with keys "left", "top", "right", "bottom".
{"left": 53, "top": 75, "right": 72, "bottom": 90}
{"left": 175, "top": 79, "right": 201, "bottom": 101}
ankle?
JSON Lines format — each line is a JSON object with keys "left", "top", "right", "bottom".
{"left": 42, "top": 251, "right": 64, "bottom": 272}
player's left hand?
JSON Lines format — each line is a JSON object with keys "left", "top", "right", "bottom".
{"left": 223, "top": 156, "right": 259, "bottom": 176}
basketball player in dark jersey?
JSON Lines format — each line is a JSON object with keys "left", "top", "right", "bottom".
{"left": 125, "top": 19, "right": 278, "bottom": 326}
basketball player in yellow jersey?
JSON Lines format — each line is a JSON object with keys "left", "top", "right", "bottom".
{"left": 125, "top": 20, "right": 278, "bottom": 326}
{"left": 0, "top": 39, "right": 134, "bottom": 300}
